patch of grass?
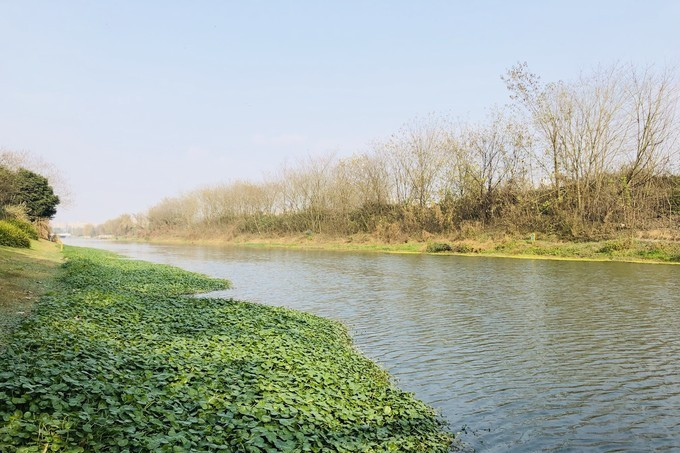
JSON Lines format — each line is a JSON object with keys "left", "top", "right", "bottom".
{"left": 0, "top": 221, "right": 31, "bottom": 248}
{"left": 493, "top": 239, "right": 519, "bottom": 252}
{"left": 635, "top": 244, "right": 672, "bottom": 261}
{"left": 522, "top": 244, "right": 582, "bottom": 257}
{"left": 0, "top": 240, "right": 63, "bottom": 347}
{"left": 0, "top": 246, "right": 452, "bottom": 452}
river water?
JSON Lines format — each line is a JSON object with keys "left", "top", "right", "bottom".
{"left": 65, "top": 238, "right": 680, "bottom": 452}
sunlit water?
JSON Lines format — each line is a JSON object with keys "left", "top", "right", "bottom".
{"left": 65, "top": 238, "right": 680, "bottom": 452}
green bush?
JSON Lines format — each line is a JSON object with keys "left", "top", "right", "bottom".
{"left": 4, "top": 218, "right": 38, "bottom": 240}
{"left": 426, "top": 242, "right": 452, "bottom": 253}
{"left": 0, "top": 221, "right": 31, "bottom": 248}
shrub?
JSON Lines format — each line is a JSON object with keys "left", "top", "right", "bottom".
{"left": 426, "top": 242, "right": 452, "bottom": 253}
{"left": 451, "top": 243, "right": 473, "bottom": 253}
{"left": 0, "top": 221, "right": 31, "bottom": 248}
{"left": 597, "top": 238, "right": 633, "bottom": 254}
{"left": 376, "top": 220, "right": 406, "bottom": 244}
{"left": 4, "top": 218, "right": 38, "bottom": 240}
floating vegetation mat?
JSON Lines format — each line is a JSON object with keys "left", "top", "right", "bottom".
{"left": 0, "top": 246, "right": 452, "bottom": 452}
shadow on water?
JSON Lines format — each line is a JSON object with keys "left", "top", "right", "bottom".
{"left": 66, "top": 238, "right": 680, "bottom": 452}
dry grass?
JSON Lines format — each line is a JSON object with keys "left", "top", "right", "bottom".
{"left": 636, "top": 228, "right": 680, "bottom": 241}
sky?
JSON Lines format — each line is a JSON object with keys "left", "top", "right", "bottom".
{"left": 1, "top": 1, "right": 679, "bottom": 225}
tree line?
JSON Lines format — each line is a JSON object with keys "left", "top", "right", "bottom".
{"left": 93, "top": 64, "right": 680, "bottom": 242}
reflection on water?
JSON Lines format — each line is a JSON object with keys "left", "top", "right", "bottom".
{"left": 66, "top": 238, "right": 680, "bottom": 452}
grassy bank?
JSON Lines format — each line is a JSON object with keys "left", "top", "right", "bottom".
{"left": 0, "top": 240, "right": 63, "bottom": 347}
{"left": 0, "top": 247, "right": 452, "bottom": 452}
{"left": 125, "top": 233, "right": 680, "bottom": 265}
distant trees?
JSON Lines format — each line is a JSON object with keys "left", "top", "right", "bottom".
{"left": 379, "top": 116, "right": 449, "bottom": 208}
{"left": 82, "top": 224, "right": 96, "bottom": 237}
{"left": 458, "top": 112, "right": 529, "bottom": 221}
{"left": 97, "top": 64, "right": 679, "bottom": 241}
{"left": 503, "top": 63, "right": 679, "bottom": 235}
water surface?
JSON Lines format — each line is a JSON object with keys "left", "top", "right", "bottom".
{"left": 66, "top": 238, "right": 680, "bottom": 452}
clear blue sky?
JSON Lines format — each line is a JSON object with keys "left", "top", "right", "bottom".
{"left": 1, "top": 1, "right": 679, "bottom": 225}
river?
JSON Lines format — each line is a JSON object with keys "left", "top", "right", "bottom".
{"left": 65, "top": 238, "right": 680, "bottom": 452}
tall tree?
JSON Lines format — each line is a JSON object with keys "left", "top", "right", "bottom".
{"left": 14, "top": 169, "right": 60, "bottom": 220}
{"left": 0, "top": 166, "right": 18, "bottom": 207}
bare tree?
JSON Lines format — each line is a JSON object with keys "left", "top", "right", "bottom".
{"left": 458, "top": 112, "right": 529, "bottom": 220}
{"left": 381, "top": 115, "right": 449, "bottom": 208}
{"left": 624, "top": 66, "right": 679, "bottom": 187}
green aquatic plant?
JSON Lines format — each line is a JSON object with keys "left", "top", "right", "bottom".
{"left": 0, "top": 247, "right": 452, "bottom": 452}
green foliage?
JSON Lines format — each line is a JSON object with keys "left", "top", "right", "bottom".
{"left": 426, "top": 242, "right": 452, "bottom": 253}
{"left": 13, "top": 169, "right": 60, "bottom": 220}
{"left": 636, "top": 245, "right": 668, "bottom": 260}
{"left": 4, "top": 218, "right": 38, "bottom": 240}
{"left": 0, "top": 166, "right": 18, "bottom": 206}
{"left": 0, "top": 221, "right": 31, "bottom": 248}
{"left": 0, "top": 247, "right": 452, "bottom": 452}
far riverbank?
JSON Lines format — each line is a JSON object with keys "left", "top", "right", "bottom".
{"left": 103, "top": 233, "right": 680, "bottom": 265}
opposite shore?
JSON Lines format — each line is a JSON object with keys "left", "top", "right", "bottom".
{"left": 99, "top": 233, "right": 680, "bottom": 265}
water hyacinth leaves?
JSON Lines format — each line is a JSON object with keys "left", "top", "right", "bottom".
{"left": 0, "top": 246, "right": 452, "bottom": 452}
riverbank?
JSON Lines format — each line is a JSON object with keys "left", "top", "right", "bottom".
{"left": 0, "top": 240, "right": 63, "bottom": 347}
{"left": 0, "top": 246, "right": 452, "bottom": 452}
{"left": 118, "top": 233, "right": 680, "bottom": 265}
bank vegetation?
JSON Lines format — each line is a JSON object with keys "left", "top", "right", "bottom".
{"left": 93, "top": 64, "right": 680, "bottom": 256}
